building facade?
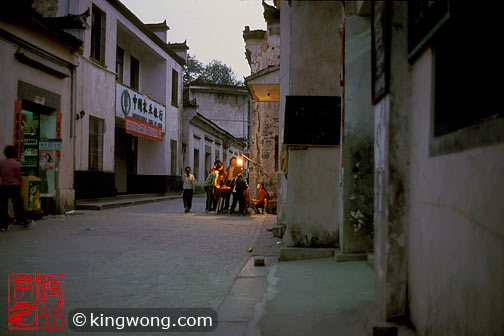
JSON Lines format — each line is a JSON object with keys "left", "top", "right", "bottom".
{"left": 278, "top": 1, "right": 343, "bottom": 246}
{"left": 182, "top": 99, "right": 246, "bottom": 188}
{"left": 0, "top": 1, "right": 86, "bottom": 213}
{"left": 65, "top": 0, "right": 186, "bottom": 199}
{"left": 243, "top": 1, "right": 280, "bottom": 200}
{"left": 276, "top": 0, "right": 504, "bottom": 334}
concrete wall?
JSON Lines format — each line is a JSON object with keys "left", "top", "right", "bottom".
{"left": 406, "top": 41, "right": 504, "bottom": 336}
{"left": 277, "top": 0, "right": 291, "bottom": 226}
{"left": 339, "top": 14, "right": 374, "bottom": 253}
{"left": 286, "top": 147, "right": 340, "bottom": 246}
{"left": 188, "top": 89, "right": 249, "bottom": 140}
{"left": 373, "top": 1, "right": 410, "bottom": 320}
{"left": 372, "top": 3, "right": 504, "bottom": 334}
{"left": 282, "top": 1, "right": 343, "bottom": 246}
{"left": 0, "top": 20, "right": 77, "bottom": 212}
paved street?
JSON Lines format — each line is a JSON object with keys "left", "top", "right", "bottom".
{"left": 0, "top": 196, "right": 273, "bottom": 335}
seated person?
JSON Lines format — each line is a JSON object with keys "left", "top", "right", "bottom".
{"left": 251, "top": 182, "right": 269, "bottom": 214}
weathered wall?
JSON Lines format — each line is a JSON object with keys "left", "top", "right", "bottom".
{"left": 407, "top": 47, "right": 504, "bottom": 336}
{"left": 373, "top": 1, "right": 410, "bottom": 320}
{"left": 189, "top": 89, "right": 249, "bottom": 140}
{"left": 248, "top": 101, "right": 279, "bottom": 199}
{"left": 277, "top": 0, "right": 291, "bottom": 226}
{"left": 245, "top": 6, "right": 280, "bottom": 201}
{"left": 282, "top": 0, "right": 343, "bottom": 246}
{"left": 339, "top": 15, "right": 374, "bottom": 253}
{"left": 286, "top": 147, "right": 340, "bottom": 246}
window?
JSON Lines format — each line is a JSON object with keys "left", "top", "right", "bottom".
{"left": 171, "top": 69, "right": 179, "bottom": 106}
{"left": 170, "top": 140, "right": 177, "bottom": 175}
{"left": 90, "top": 5, "right": 106, "bottom": 63}
{"left": 215, "top": 149, "right": 220, "bottom": 163}
{"left": 89, "top": 116, "right": 104, "bottom": 171}
{"left": 193, "top": 149, "right": 199, "bottom": 179}
{"left": 130, "top": 56, "right": 139, "bottom": 90}
{"left": 116, "top": 46, "right": 124, "bottom": 82}
{"left": 433, "top": 10, "right": 501, "bottom": 137}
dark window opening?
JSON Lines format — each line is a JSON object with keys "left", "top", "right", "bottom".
{"left": 172, "top": 69, "right": 179, "bottom": 106}
{"left": 130, "top": 56, "right": 139, "bottom": 90}
{"left": 90, "top": 5, "right": 106, "bottom": 63}
{"left": 116, "top": 46, "right": 124, "bottom": 83}
{"left": 433, "top": 3, "right": 502, "bottom": 137}
{"left": 193, "top": 149, "right": 199, "bottom": 179}
{"left": 170, "top": 140, "right": 177, "bottom": 175}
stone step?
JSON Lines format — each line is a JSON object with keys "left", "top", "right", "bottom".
{"left": 334, "top": 249, "right": 368, "bottom": 262}
{"left": 279, "top": 247, "right": 335, "bottom": 261}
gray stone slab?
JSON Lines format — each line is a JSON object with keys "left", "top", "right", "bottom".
{"left": 205, "top": 321, "right": 248, "bottom": 336}
{"left": 335, "top": 250, "right": 368, "bottom": 262}
{"left": 279, "top": 247, "right": 335, "bottom": 261}
{"left": 360, "top": 300, "right": 398, "bottom": 336}
{"left": 218, "top": 277, "right": 267, "bottom": 322}
{"left": 239, "top": 257, "right": 269, "bottom": 278}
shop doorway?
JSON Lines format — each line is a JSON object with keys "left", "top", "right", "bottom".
{"left": 20, "top": 103, "right": 57, "bottom": 195}
{"left": 114, "top": 120, "right": 137, "bottom": 194}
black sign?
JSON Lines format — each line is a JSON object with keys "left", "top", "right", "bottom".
{"left": 408, "top": 0, "right": 451, "bottom": 62}
{"left": 284, "top": 96, "right": 341, "bottom": 146}
{"left": 371, "top": 0, "right": 391, "bottom": 105}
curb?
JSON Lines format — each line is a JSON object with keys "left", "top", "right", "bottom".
{"left": 76, "top": 195, "right": 182, "bottom": 210}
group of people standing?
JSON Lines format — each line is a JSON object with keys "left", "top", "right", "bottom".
{"left": 204, "top": 157, "right": 246, "bottom": 214}
{"left": 181, "top": 156, "right": 270, "bottom": 215}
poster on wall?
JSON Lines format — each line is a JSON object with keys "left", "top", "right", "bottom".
{"left": 39, "top": 150, "right": 54, "bottom": 171}
{"left": 371, "top": 0, "right": 391, "bottom": 105}
{"left": 116, "top": 83, "right": 166, "bottom": 133}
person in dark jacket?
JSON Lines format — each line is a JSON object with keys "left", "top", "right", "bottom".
{"left": 229, "top": 173, "right": 247, "bottom": 215}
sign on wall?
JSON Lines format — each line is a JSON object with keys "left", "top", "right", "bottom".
{"left": 125, "top": 116, "right": 162, "bottom": 142}
{"left": 284, "top": 96, "right": 341, "bottom": 146}
{"left": 116, "top": 83, "right": 166, "bottom": 133}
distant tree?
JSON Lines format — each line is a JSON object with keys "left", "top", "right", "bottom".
{"left": 183, "top": 54, "right": 204, "bottom": 85}
{"left": 184, "top": 55, "right": 243, "bottom": 86}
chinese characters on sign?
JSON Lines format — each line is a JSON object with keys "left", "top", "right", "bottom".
{"left": 116, "top": 82, "right": 166, "bottom": 133}
{"left": 8, "top": 273, "right": 64, "bottom": 330}
{"left": 125, "top": 116, "right": 162, "bottom": 142}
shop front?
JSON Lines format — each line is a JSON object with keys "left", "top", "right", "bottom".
{"left": 114, "top": 82, "right": 165, "bottom": 194}
{"left": 14, "top": 82, "right": 65, "bottom": 214}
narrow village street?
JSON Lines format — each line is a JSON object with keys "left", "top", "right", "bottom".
{"left": 1, "top": 1, "right": 502, "bottom": 335}
{"left": 0, "top": 197, "right": 276, "bottom": 335}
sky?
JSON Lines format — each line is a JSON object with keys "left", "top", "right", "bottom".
{"left": 119, "top": 0, "right": 268, "bottom": 80}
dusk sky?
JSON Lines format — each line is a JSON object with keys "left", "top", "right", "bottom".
{"left": 120, "top": 0, "right": 268, "bottom": 80}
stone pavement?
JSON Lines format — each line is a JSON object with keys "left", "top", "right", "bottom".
{"left": 0, "top": 196, "right": 273, "bottom": 336}
{"left": 208, "top": 256, "right": 374, "bottom": 336}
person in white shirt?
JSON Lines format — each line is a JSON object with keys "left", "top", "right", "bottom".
{"left": 182, "top": 167, "right": 195, "bottom": 213}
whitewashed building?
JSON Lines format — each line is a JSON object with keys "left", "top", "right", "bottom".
{"left": 182, "top": 94, "right": 246, "bottom": 188}
{"left": 62, "top": 0, "right": 187, "bottom": 198}
{"left": 0, "top": 1, "right": 87, "bottom": 213}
